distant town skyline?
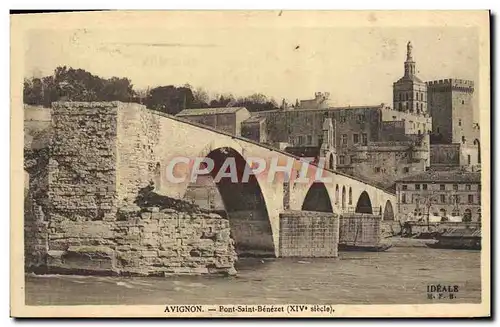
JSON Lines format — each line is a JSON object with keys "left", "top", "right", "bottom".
{"left": 25, "top": 25, "right": 479, "bottom": 117}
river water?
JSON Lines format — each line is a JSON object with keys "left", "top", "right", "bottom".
{"left": 25, "top": 247, "right": 481, "bottom": 305}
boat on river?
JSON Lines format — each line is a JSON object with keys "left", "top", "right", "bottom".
{"left": 338, "top": 243, "right": 393, "bottom": 252}
{"left": 425, "top": 227, "right": 481, "bottom": 250}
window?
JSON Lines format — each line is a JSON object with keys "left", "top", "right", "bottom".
{"left": 466, "top": 184, "right": 471, "bottom": 191}
{"left": 361, "top": 133, "right": 368, "bottom": 145}
{"left": 468, "top": 155, "right": 471, "bottom": 165}
{"left": 440, "top": 184, "right": 445, "bottom": 191}
{"left": 353, "top": 134, "right": 359, "bottom": 144}
{"left": 350, "top": 155, "right": 355, "bottom": 164}
{"left": 341, "top": 134, "right": 348, "bottom": 145}
{"left": 462, "top": 136, "right": 466, "bottom": 144}
{"left": 422, "top": 184, "right": 428, "bottom": 190}
{"left": 462, "top": 100, "right": 465, "bottom": 105}
{"left": 306, "top": 135, "right": 312, "bottom": 145}
{"left": 453, "top": 184, "right": 458, "bottom": 191}
{"left": 358, "top": 114, "right": 365, "bottom": 122}
{"left": 440, "top": 194, "right": 446, "bottom": 203}
{"left": 317, "top": 135, "right": 323, "bottom": 146}
{"left": 402, "top": 184, "right": 408, "bottom": 190}
{"left": 398, "top": 103, "right": 402, "bottom": 110}
{"left": 339, "top": 155, "right": 345, "bottom": 165}
{"left": 458, "top": 119, "right": 462, "bottom": 127}
{"left": 399, "top": 94, "right": 402, "bottom": 101}
{"left": 402, "top": 193, "right": 407, "bottom": 204}
{"left": 403, "top": 167, "right": 410, "bottom": 173}
{"left": 453, "top": 195, "right": 460, "bottom": 204}
{"left": 468, "top": 194, "right": 474, "bottom": 204}
{"left": 415, "top": 184, "right": 421, "bottom": 190}
{"left": 375, "top": 167, "right": 381, "bottom": 173}
{"left": 452, "top": 209, "right": 460, "bottom": 217}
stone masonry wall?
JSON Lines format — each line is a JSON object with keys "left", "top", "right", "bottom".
{"left": 26, "top": 186, "right": 237, "bottom": 276}
{"left": 40, "top": 206, "right": 237, "bottom": 276}
{"left": 26, "top": 102, "right": 237, "bottom": 276}
{"left": 48, "top": 102, "right": 118, "bottom": 222}
{"left": 339, "top": 215, "right": 382, "bottom": 247}
{"left": 279, "top": 211, "right": 339, "bottom": 257}
{"left": 116, "top": 103, "right": 161, "bottom": 209}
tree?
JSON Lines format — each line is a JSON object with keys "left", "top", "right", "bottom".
{"left": 23, "top": 66, "right": 137, "bottom": 107}
{"left": 232, "top": 93, "right": 279, "bottom": 112}
{"left": 191, "top": 87, "right": 210, "bottom": 108}
{"left": 209, "top": 94, "right": 235, "bottom": 108}
{"left": 23, "top": 78, "right": 43, "bottom": 106}
{"left": 146, "top": 85, "right": 195, "bottom": 115}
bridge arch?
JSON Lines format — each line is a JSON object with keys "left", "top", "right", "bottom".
{"left": 355, "top": 191, "right": 373, "bottom": 214}
{"left": 383, "top": 200, "right": 394, "bottom": 221}
{"left": 200, "top": 147, "right": 275, "bottom": 257}
{"left": 301, "top": 182, "right": 333, "bottom": 212}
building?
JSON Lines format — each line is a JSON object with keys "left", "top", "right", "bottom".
{"left": 247, "top": 104, "right": 430, "bottom": 190}
{"left": 241, "top": 115, "right": 268, "bottom": 144}
{"left": 393, "top": 42, "right": 428, "bottom": 116}
{"left": 174, "top": 41, "right": 479, "bottom": 192}
{"left": 298, "top": 92, "right": 332, "bottom": 109}
{"left": 176, "top": 107, "right": 251, "bottom": 136}
{"left": 395, "top": 170, "right": 481, "bottom": 222}
{"left": 426, "top": 79, "right": 481, "bottom": 170}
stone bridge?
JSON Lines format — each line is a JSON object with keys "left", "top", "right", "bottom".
{"left": 47, "top": 102, "right": 396, "bottom": 258}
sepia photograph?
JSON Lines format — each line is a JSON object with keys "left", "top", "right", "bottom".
{"left": 10, "top": 10, "right": 490, "bottom": 318}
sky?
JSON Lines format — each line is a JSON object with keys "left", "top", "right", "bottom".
{"left": 24, "top": 25, "right": 479, "bottom": 109}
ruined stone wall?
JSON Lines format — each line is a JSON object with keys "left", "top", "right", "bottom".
{"left": 25, "top": 102, "right": 238, "bottom": 276}
{"left": 116, "top": 103, "right": 161, "bottom": 209}
{"left": 49, "top": 102, "right": 118, "bottom": 221}
{"left": 39, "top": 206, "right": 237, "bottom": 276}
{"left": 279, "top": 211, "right": 339, "bottom": 257}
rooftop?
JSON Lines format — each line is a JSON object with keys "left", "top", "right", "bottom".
{"left": 396, "top": 170, "right": 481, "bottom": 184}
{"left": 176, "top": 107, "right": 247, "bottom": 116}
{"left": 255, "top": 104, "right": 385, "bottom": 115}
{"left": 242, "top": 115, "right": 266, "bottom": 124}
{"left": 395, "top": 75, "right": 424, "bottom": 84}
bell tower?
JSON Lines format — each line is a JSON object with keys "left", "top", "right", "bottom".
{"left": 404, "top": 41, "right": 416, "bottom": 77}
{"left": 393, "top": 41, "right": 428, "bottom": 116}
